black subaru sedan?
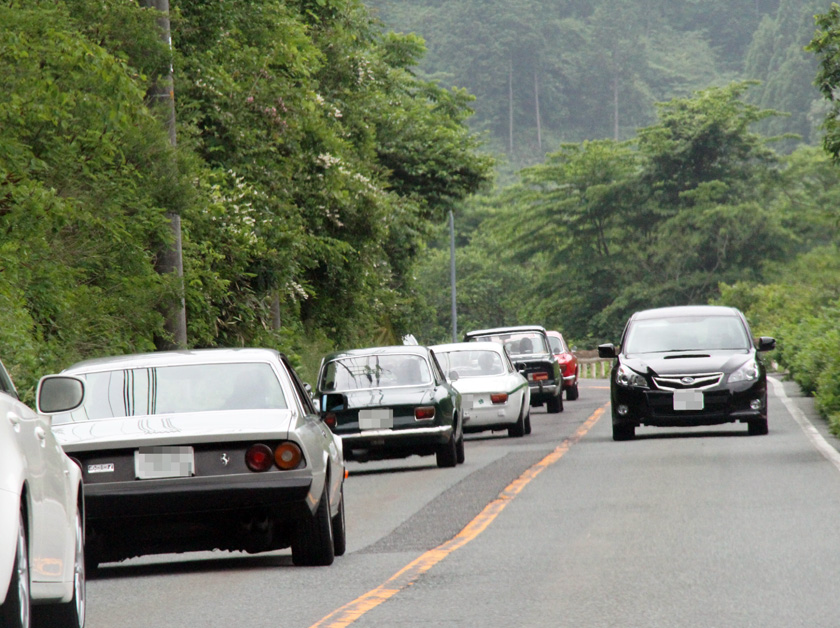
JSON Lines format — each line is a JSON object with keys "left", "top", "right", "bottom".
{"left": 598, "top": 306, "right": 775, "bottom": 441}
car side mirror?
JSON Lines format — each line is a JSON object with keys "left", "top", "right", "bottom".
{"left": 757, "top": 336, "right": 776, "bottom": 352}
{"left": 37, "top": 375, "right": 85, "bottom": 415}
{"left": 321, "top": 393, "right": 347, "bottom": 414}
{"left": 598, "top": 343, "right": 617, "bottom": 359}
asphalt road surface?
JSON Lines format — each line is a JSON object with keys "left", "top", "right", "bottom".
{"left": 84, "top": 377, "right": 840, "bottom": 627}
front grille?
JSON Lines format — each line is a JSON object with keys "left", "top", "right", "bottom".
{"left": 652, "top": 373, "right": 722, "bottom": 391}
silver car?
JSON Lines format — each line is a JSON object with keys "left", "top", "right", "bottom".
{"left": 1, "top": 362, "right": 85, "bottom": 628}
{"left": 44, "top": 348, "right": 345, "bottom": 568}
{"left": 432, "top": 342, "right": 531, "bottom": 437}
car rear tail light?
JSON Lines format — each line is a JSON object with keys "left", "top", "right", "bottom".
{"left": 324, "top": 412, "right": 337, "bottom": 429}
{"left": 245, "top": 444, "right": 274, "bottom": 472}
{"left": 415, "top": 406, "right": 435, "bottom": 420}
{"left": 531, "top": 372, "right": 549, "bottom": 381}
{"left": 274, "top": 442, "right": 303, "bottom": 470}
{"left": 490, "top": 393, "right": 508, "bottom": 404}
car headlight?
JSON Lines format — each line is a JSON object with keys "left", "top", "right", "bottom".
{"left": 729, "top": 359, "right": 760, "bottom": 383}
{"left": 615, "top": 364, "right": 648, "bottom": 389}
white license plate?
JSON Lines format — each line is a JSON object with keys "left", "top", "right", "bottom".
{"left": 135, "top": 446, "right": 195, "bottom": 479}
{"left": 673, "top": 390, "right": 704, "bottom": 411}
{"left": 358, "top": 408, "right": 393, "bottom": 430}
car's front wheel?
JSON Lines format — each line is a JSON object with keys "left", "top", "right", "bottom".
{"left": 33, "top": 503, "right": 85, "bottom": 628}
{"left": 0, "top": 509, "right": 29, "bottom": 628}
{"left": 566, "top": 383, "right": 579, "bottom": 401}
{"left": 748, "top": 418, "right": 768, "bottom": 436}
{"left": 292, "top": 488, "right": 335, "bottom": 566}
{"left": 612, "top": 423, "right": 635, "bottom": 441}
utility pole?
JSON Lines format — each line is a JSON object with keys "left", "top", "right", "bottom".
{"left": 144, "top": 0, "right": 187, "bottom": 349}
{"left": 449, "top": 211, "right": 457, "bottom": 343}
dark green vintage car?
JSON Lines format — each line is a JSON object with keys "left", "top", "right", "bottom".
{"left": 317, "top": 346, "right": 464, "bottom": 468}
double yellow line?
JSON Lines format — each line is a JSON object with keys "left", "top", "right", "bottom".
{"left": 310, "top": 404, "right": 607, "bottom": 628}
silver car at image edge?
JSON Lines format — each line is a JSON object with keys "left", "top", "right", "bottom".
{"left": 1, "top": 362, "right": 86, "bottom": 628}
{"left": 43, "top": 348, "right": 345, "bottom": 569}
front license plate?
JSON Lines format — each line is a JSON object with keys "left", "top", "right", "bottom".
{"left": 673, "top": 390, "right": 704, "bottom": 411}
{"left": 135, "top": 446, "right": 195, "bottom": 479}
{"left": 359, "top": 408, "right": 393, "bottom": 430}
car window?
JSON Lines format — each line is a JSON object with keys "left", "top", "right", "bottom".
{"left": 437, "top": 350, "right": 505, "bottom": 378}
{"left": 320, "top": 354, "right": 431, "bottom": 391}
{"left": 53, "top": 362, "right": 288, "bottom": 423}
{"left": 549, "top": 337, "right": 563, "bottom": 353}
{"left": 623, "top": 315, "right": 750, "bottom": 354}
{"left": 282, "top": 356, "right": 317, "bottom": 415}
{"left": 469, "top": 332, "right": 549, "bottom": 356}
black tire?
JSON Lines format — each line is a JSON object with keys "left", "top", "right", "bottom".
{"left": 33, "top": 504, "right": 85, "bottom": 628}
{"left": 566, "top": 383, "right": 579, "bottom": 401}
{"left": 456, "top": 431, "right": 465, "bottom": 464}
{"left": 508, "top": 400, "right": 527, "bottom": 437}
{"left": 436, "top": 431, "right": 458, "bottom": 468}
{"left": 292, "top": 488, "right": 335, "bottom": 566}
{"left": 546, "top": 393, "right": 563, "bottom": 414}
{"left": 748, "top": 418, "right": 768, "bottom": 436}
{"left": 0, "top": 510, "right": 29, "bottom": 628}
{"left": 612, "top": 423, "right": 635, "bottom": 441}
{"left": 331, "top": 487, "right": 346, "bottom": 557}
{"left": 524, "top": 412, "right": 532, "bottom": 435}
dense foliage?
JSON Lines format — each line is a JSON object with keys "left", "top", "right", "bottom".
{"left": 0, "top": 0, "right": 493, "bottom": 395}
{"left": 369, "top": 0, "right": 823, "bottom": 171}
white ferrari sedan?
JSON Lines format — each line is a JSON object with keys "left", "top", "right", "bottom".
{"left": 431, "top": 342, "right": 531, "bottom": 437}
{"left": 43, "top": 348, "right": 345, "bottom": 569}
{"left": 1, "top": 363, "right": 86, "bottom": 628}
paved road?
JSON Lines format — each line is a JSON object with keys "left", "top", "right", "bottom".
{"left": 83, "top": 378, "right": 840, "bottom": 627}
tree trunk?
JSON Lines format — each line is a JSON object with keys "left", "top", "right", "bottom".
{"left": 534, "top": 69, "right": 542, "bottom": 153}
{"left": 508, "top": 58, "right": 514, "bottom": 154}
{"left": 143, "top": 0, "right": 187, "bottom": 350}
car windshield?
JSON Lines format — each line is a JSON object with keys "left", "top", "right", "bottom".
{"left": 623, "top": 315, "right": 750, "bottom": 354}
{"left": 320, "top": 354, "right": 431, "bottom": 391}
{"left": 436, "top": 349, "right": 506, "bottom": 378}
{"left": 52, "top": 362, "right": 288, "bottom": 423}
{"left": 468, "top": 332, "right": 549, "bottom": 356}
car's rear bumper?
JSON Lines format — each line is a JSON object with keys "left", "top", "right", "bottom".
{"left": 529, "top": 382, "right": 560, "bottom": 401}
{"left": 84, "top": 472, "right": 313, "bottom": 520}
{"left": 338, "top": 425, "right": 453, "bottom": 461}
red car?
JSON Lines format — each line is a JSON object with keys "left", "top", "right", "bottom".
{"left": 547, "top": 330, "right": 579, "bottom": 400}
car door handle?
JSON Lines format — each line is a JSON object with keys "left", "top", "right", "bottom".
{"left": 7, "top": 413, "right": 21, "bottom": 430}
{"left": 35, "top": 426, "right": 47, "bottom": 444}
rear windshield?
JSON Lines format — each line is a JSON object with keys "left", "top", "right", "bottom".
{"left": 52, "top": 362, "right": 287, "bottom": 423}
{"left": 435, "top": 349, "right": 506, "bottom": 378}
{"left": 468, "top": 332, "right": 549, "bottom": 356}
{"left": 320, "top": 354, "right": 431, "bottom": 391}
{"left": 624, "top": 315, "right": 750, "bottom": 354}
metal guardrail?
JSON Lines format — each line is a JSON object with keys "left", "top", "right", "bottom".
{"left": 578, "top": 358, "right": 612, "bottom": 379}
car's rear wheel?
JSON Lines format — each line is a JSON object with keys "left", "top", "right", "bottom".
{"left": 292, "top": 488, "right": 335, "bottom": 566}
{"left": 612, "top": 423, "right": 635, "bottom": 441}
{"left": 566, "top": 383, "right": 579, "bottom": 401}
{"left": 331, "top": 487, "right": 346, "bottom": 557}
{"left": 0, "top": 509, "right": 29, "bottom": 628}
{"left": 546, "top": 394, "right": 563, "bottom": 414}
{"left": 509, "top": 401, "right": 527, "bottom": 437}
{"left": 33, "top": 504, "right": 85, "bottom": 628}
{"left": 524, "top": 411, "right": 532, "bottom": 435}
{"left": 748, "top": 418, "right": 768, "bottom": 436}
{"left": 436, "top": 431, "right": 458, "bottom": 468}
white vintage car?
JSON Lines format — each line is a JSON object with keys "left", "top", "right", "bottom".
{"left": 431, "top": 342, "right": 531, "bottom": 437}
{"left": 1, "top": 363, "right": 86, "bottom": 628}
{"left": 44, "top": 348, "right": 345, "bottom": 569}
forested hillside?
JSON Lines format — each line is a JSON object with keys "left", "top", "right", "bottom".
{"left": 369, "top": 0, "right": 826, "bottom": 169}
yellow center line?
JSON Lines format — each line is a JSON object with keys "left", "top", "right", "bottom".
{"left": 310, "top": 404, "right": 608, "bottom": 628}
